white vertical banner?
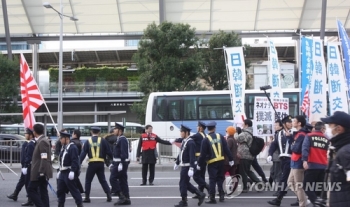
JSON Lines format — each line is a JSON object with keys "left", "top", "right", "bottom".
{"left": 225, "top": 47, "right": 246, "bottom": 117}
{"left": 268, "top": 40, "right": 283, "bottom": 99}
{"left": 327, "top": 42, "right": 349, "bottom": 114}
{"left": 309, "top": 39, "right": 327, "bottom": 122}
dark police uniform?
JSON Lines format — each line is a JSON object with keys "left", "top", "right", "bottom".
{"left": 112, "top": 123, "right": 131, "bottom": 206}
{"left": 71, "top": 136, "right": 84, "bottom": 194}
{"left": 22, "top": 130, "right": 36, "bottom": 206}
{"left": 80, "top": 126, "right": 113, "bottom": 203}
{"left": 192, "top": 121, "right": 209, "bottom": 196}
{"left": 7, "top": 140, "right": 28, "bottom": 201}
{"left": 57, "top": 132, "right": 83, "bottom": 207}
{"left": 136, "top": 130, "right": 172, "bottom": 185}
{"left": 267, "top": 115, "right": 294, "bottom": 206}
{"left": 175, "top": 125, "right": 205, "bottom": 207}
{"left": 198, "top": 121, "right": 233, "bottom": 204}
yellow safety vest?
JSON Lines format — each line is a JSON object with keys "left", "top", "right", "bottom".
{"left": 195, "top": 132, "right": 206, "bottom": 157}
{"left": 206, "top": 134, "right": 224, "bottom": 164}
{"left": 88, "top": 137, "right": 104, "bottom": 162}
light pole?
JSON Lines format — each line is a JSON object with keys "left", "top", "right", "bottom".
{"left": 43, "top": 1, "right": 78, "bottom": 130}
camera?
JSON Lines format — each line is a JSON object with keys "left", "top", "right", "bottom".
{"left": 260, "top": 85, "right": 272, "bottom": 91}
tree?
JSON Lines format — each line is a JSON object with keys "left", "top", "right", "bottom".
{"left": 201, "top": 30, "right": 250, "bottom": 90}
{"left": 0, "top": 54, "right": 20, "bottom": 123}
{"left": 131, "top": 22, "right": 205, "bottom": 123}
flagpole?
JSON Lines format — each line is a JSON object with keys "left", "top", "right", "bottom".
{"left": 336, "top": 20, "right": 350, "bottom": 113}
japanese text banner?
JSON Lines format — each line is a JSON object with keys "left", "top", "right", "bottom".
{"left": 327, "top": 42, "right": 349, "bottom": 114}
{"left": 253, "top": 97, "right": 274, "bottom": 136}
{"left": 225, "top": 47, "right": 246, "bottom": 116}
{"left": 268, "top": 40, "right": 283, "bottom": 99}
{"left": 300, "top": 37, "right": 313, "bottom": 105}
{"left": 309, "top": 39, "right": 327, "bottom": 122}
{"left": 337, "top": 20, "right": 350, "bottom": 97}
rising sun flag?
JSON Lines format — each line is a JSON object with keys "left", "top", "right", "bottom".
{"left": 20, "top": 54, "right": 44, "bottom": 128}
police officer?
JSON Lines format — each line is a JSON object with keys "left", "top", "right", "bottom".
{"left": 198, "top": 121, "right": 234, "bottom": 204}
{"left": 6, "top": 128, "right": 31, "bottom": 202}
{"left": 136, "top": 124, "right": 173, "bottom": 185}
{"left": 174, "top": 125, "right": 206, "bottom": 207}
{"left": 80, "top": 126, "right": 112, "bottom": 203}
{"left": 21, "top": 128, "right": 36, "bottom": 206}
{"left": 191, "top": 121, "right": 210, "bottom": 199}
{"left": 112, "top": 123, "right": 131, "bottom": 205}
{"left": 267, "top": 115, "right": 294, "bottom": 206}
{"left": 57, "top": 132, "right": 83, "bottom": 207}
{"left": 71, "top": 129, "right": 84, "bottom": 194}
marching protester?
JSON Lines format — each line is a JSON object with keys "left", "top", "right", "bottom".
{"left": 321, "top": 111, "right": 350, "bottom": 207}
{"left": 105, "top": 129, "right": 118, "bottom": 167}
{"left": 267, "top": 115, "right": 294, "bottom": 206}
{"left": 198, "top": 121, "right": 234, "bottom": 203}
{"left": 136, "top": 124, "right": 173, "bottom": 185}
{"left": 288, "top": 115, "right": 309, "bottom": 207}
{"left": 6, "top": 128, "right": 31, "bottom": 202}
{"left": 27, "top": 123, "right": 53, "bottom": 207}
{"left": 174, "top": 125, "right": 206, "bottom": 207}
{"left": 224, "top": 126, "right": 239, "bottom": 176}
{"left": 80, "top": 126, "right": 113, "bottom": 203}
{"left": 111, "top": 123, "right": 131, "bottom": 205}
{"left": 302, "top": 121, "right": 329, "bottom": 206}
{"left": 237, "top": 119, "right": 262, "bottom": 193}
{"left": 71, "top": 129, "right": 84, "bottom": 194}
{"left": 191, "top": 121, "right": 210, "bottom": 198}
{"left": 57, "top": 132, "right": 83, "bottom": 207}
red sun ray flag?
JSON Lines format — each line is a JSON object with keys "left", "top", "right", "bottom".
{"left": 20, "top": 54, "right": 44, "bottom": 129}
{"left": 300, "top": 87, "right": 310, "bottom": 117}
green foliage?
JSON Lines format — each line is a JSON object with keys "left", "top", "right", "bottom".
{"left": 131, "top": 22, "right": 205, "bottom": 123}
{"left": 201, "top": 30, "right": 251, "bottom": 90}
{"left": 131, "top": 96, "right": 148, "bottom": 125}
{"left": 0, "top": 55, "right": 21, "bottom": 123}
{"left": 48, "top": 66, "right": 138, "bottom": 82}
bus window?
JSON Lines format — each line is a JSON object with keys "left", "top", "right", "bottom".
{"left": 153, "top": 97, "right": 167, "bottom": 121}
{"left": 168, "top": 99, "right": 181, "bottom": 120}
{"left": 198, "top": 95, "right": 231, "bottom": 120}
{"left": 183, "top": 96, "right": 197, "bottom": 120}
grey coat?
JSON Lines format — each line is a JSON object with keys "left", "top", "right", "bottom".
{"left": 236, "top": 127, "right": 254, "bottom": 160}
{"left": 30, "top": 135, "right": 53, "bottom": 181}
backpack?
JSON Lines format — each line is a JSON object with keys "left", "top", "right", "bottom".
{"left": 245, "top": 131, "right": 265, "bottom": 156}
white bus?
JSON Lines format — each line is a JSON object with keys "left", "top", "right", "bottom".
{"left": 145, "top": 88, "right": 301, "bottom": 139}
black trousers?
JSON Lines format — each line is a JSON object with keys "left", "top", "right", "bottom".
{"left": 57, "top": 171, "right": 83, "bottom": 205}
{"left": 252, "top": 157, "right": 268, "bottom": 182}
{"left": 180, "top": 166, "right": 197, "bottom": 197}
{"left": 27, "top": 176, "right": 49, "bottom": 207}
{"left": 85, "top": 162, "right": 110, "bottom": 195}
{"left": 75, "top": 171, "right": 84, "bottom": 193}
{"left": 239, "top": 159, "right": 260, "bottom": 190}
{"left": 303, "top": 169, "right": 326, "bottom": 203}
{"left": 110, "top": 162, "right": 121, "bottom": 194}
{"left": 193, "top": 157, "right": 207, "bottom": 190}
{"left": 14, "top": 171, "right": 26, "bottom": 193}
{"left": 278, "top": 157, "right": 291, "bottom": 196}
{"left": 142, "top": 163, "right": 155, "bottom": 184}
{"left": 117, "top": 162, "right": 130, "bottom": 197}
{"left": 207, "top": 161, "right": 225, "bottom": 195}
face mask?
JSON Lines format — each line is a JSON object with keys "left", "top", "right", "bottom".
{"left": 226, "top": 133, "right": 229, "bottom": 137}
{"left": 325, "top": 127, "right": 335, "bottom": 139}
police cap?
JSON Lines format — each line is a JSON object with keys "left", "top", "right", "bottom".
{"left": 305, "top": 123, "right": 313, "bottom": 131}
{"left": 25, "top": 128, "right": 34, "bottom": 135}
{"left": 198, "top": 121, "right": 206, "bottom": 129}
{"left": 180, "top": 124, "right": 191, "bottom": 132}
{"left": 114, "top": 122, "right": 125, "bottom": 130}
{"left": 90, "top": 126, "right": 101, "bottom": 132}
{"left": 321, "top": 111, "right": 350, "bottom": 128}
{"left": 206, "top": 121, "right": 217, "bottom": 127}
{"left": 60, "top": 132, "right": 71, "bottom": 138}
{"left": 281, "top": 115, "right": 293, "bottom": 123}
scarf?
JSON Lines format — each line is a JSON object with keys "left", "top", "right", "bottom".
{"left": 331, "top": 132, "right": 350, "bottom": 151}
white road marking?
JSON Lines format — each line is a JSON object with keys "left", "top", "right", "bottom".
{"left": 67, "top": 196, "right": 297, "bottom": 199}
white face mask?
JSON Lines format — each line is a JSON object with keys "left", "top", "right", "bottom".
{"left": 325, "top": 127, "right": 335, "bottom": 139}
{"left": 226, "top": 133, "right": 229, "bottom": 137}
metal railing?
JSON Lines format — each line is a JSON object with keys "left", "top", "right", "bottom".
{"left": 0, "top": 140, "right": 26, "bottom": 166}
